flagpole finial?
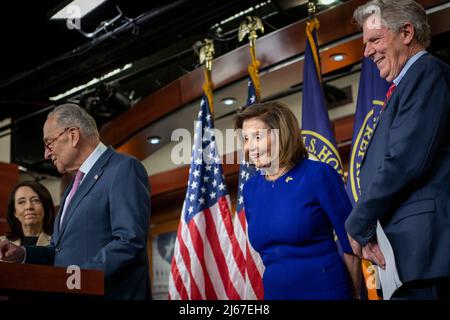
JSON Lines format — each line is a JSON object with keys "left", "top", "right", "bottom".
{"left": 238, "top": 16, "right": 264, "bottom": 48}
{"left": 199, "top": 38, "right": 215, "bottom": 71}
{"left": 308, "top": 1, "right": 317, "bottom": 19}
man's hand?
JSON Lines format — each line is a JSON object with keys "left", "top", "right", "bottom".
{"left": 347, "top": 233, "right": 362, "bottom": 258}
{"left": 347, "top": 233, "right": 386, "bottom": 269}
{"left": 362, "top": 241, "right": 386, "bottom": 270}
{"left": 0, "top": 239, "right": 25, "bottom": 263}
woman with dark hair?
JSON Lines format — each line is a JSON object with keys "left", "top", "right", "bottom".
{"left": 235, "top": 101, "right": 361, "bottom": 300}
{"left": 1, "top": 181, "right": 55, "bottom": 246}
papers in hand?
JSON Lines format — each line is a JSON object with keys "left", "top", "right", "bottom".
{"left": 376, "top": 221, "right": 403, "bottom": 300}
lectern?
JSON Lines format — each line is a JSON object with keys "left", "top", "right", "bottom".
{"left": 0, "top": 262, "right": 104, "bottom": 299}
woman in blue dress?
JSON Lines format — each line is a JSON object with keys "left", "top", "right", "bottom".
{"left": 235, "top": 101, "right": 361, "bottom": 300}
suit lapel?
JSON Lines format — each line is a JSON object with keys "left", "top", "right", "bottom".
{"left": 55, "top": 147, "right": 115, "bottom": 245}
{"left": 52, "top": 184, "right": 71, "bottom": 245}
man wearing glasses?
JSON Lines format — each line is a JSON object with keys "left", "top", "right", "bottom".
{"left": 0, "top": 103, "right": 151, "bottom": 300}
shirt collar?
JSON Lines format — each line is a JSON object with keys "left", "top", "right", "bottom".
{"left": 393, "top": 50, "right": 427, "bottom": 86}
{"left": 78, "top": 142, "right": 107, "bottom": 181}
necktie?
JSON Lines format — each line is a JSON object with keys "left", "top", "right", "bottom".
{"left": 60, "top": 170, "right": 84, "bottom": 225}
{"left": 383, "top": 83, "right": 396, "bottom": 109}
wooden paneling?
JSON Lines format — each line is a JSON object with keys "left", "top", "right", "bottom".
{"left": 149, "top": 166, "right": 189, "bottom": 198}
{"left": 101, "top": 81, "right": 182, "bottom": 148}
{"left": 0, "top": 263, "right": 104, "bottom": 296}
{"left": 334, "top": 115, "right": 355, "bottom": 143}
{"left": 0, "top": 219, "right": 7, "bottom": 235}
{"left": 150, "top": 169, "right": 239, "bottom": 224}
{"left": 0, "top": 162, "right": 19, "bottom": 220}
{"left": 149, "top": 154, "right": 239, "bottom": 198}
{"left": 428, "top": 3, "right": 450, "bottom": 35}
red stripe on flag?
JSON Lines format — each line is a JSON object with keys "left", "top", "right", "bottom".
{"left": 237, "top": 209, "right": 246, "bottom": 230}
{"left": 187, "top": 220, "right": 218, "bottom": 299}
{"left": 245, "top": 240, "right": 264, "bottom": 299}
{"left": 170, "top": 254, "right": 189, "bottom": 300}
{"left": 177, "top": 225, "right": 202, "bottom": 299}
{"left": 237, "top": 208, "right": 264, "bottom": 300}
{"left": 204, "top": 207, "right": 241, "bottom": 300}
{"left": 217, "top": 197, "right": 246, "bottom": 278}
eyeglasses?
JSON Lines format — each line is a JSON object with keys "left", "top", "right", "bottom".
{"left": 43, "top": 127, "right": 71, "bottom": 151}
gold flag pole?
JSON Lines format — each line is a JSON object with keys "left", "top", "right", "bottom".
{"left": 238, "top": 16, "right": 264, "bottom": 103}
{"left": 199, "top": 38, "right": 215, "bottom": 114}
{"left": 306, "top": 1, "right": 322, "bottom": 82}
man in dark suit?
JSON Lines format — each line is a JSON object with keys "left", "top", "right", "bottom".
{"left": 345, "top": 0, "right": 450, "bottom": 299}
{"left": 0, "top": 104, "right": 151, "bottom": 299}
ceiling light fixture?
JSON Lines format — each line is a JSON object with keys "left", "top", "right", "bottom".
{"left": 318, "top": 0, "right": 339, "bottom": 5}
{"left": 50, "top": 0, "right": 109, "bottom": 20}
{"left": 147, "top": 136, "right": 161, "bottom": 145}
{"left": 330, "top": 53, "right": 346, "bottom": 62}
{"left": 220, "top": 97, "right": 237, "bottom": 106}
{"left": 211, "top": 1, "right": 271, "bottom": 28}
{"left": 49, "top": 63, "right": 133, "bottom": 101}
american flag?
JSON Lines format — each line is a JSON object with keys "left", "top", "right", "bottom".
{"left": 168, "top": 86, "right": 245, "bottom": 300}
{"left": 232, "top": 74, "right": 265, "bottom": 300}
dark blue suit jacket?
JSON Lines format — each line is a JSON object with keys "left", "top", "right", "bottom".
{"left": 26, "top": 146, "right": 151, "bottom": 299}
{"left": 346, "top": 53, "right": 450, "bottom": 283}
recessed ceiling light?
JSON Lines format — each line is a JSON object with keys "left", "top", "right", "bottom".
{"left": 318, "top": 0, "right": 338, "bottom": 5}
{"left": 221, "top": 97, "right": 237, "bottom": 106}
{"left": 330, "top": 53, "right": 346, "bottom": 62}
{"left": 147, "top": 136, "right": 161, "bottom": 145}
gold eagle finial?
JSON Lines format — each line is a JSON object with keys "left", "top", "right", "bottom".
{"left": 199, "top": 38, "right": 215, "bottom": 71}
{"left": 238, "top": 16, "right": 264, "bottom": 47}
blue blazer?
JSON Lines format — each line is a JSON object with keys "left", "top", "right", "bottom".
{"left": 346, "top": 53, "right": 450, "bottom": 283}
{"left": 26, "top": 147, "right": 151, "bottom": 299}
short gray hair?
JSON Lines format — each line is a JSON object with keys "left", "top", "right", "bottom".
{"left": 48, "top": 103, "right": 99, "bottom": 139}
{"left": 354, "top": 0, "right": 430, "bottom": 48}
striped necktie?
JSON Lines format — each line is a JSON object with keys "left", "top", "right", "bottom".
{"left": 383, "top": 83, "right": 396, "bottom": 109}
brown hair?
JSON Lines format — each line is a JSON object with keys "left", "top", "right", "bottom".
{"left": 234, "top": 101, "right": 308, "bottom": 170}
{"left": 5, "top": 181, "right": 55, "bottom": 241}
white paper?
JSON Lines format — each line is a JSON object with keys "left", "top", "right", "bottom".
{"left": 376, "top": 221, "right": 403, "bottom": 300}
